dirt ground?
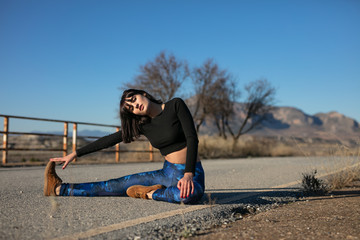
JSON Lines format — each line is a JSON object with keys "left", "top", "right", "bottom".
{"left": 193, "top": 183, "right": 360, "bottom": 240}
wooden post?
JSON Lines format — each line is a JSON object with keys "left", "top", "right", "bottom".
{"left": 72, "top": 123, "right": 77, "bottom": 162}
{"left": 63, "top": 122, "right": 68, "bottom": 157}
{"left": 149, "top": 142, "right": 154, "bottom": 162}
{"left": 116, "top": 127, "right": 120, "bottom": 163}
{"left": 2, "top": 117, "right": 9, "bottom": 164}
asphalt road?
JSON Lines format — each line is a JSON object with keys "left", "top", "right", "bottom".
{"left": 0, "top": 156, "right": 357, "bottom": 239}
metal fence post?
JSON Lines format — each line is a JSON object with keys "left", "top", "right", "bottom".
{"left": 2, "top": 117, "right": 9, "bottom": 164}
{"left": 72, "top": 123, "right": 77, "bottom": 161}
{"left": 63, "top": 122, "right": 68, "bottom": 157}
{"left": 149, "top": 142, "right": 153, "bottom": 162}
{"left": 0, "top": 114, "right": 131, "bottom": 164}
{"left": 116, "top": 127, "right": 120, "bottom": 163}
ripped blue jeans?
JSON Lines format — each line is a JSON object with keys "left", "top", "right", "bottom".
{"left": 59, "top": 160, "right": 205, "bottom": 204}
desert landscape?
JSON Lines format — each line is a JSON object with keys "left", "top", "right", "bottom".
{"left": 1, "top": 105, "right": 359, "bottom": 166}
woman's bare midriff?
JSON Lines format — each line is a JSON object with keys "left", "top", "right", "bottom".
{"left": 164, "top": 147, "right": 200, "bottom": 164}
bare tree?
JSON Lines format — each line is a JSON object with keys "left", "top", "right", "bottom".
{"left": 124, "top": 53, "right": 276, "bottom": 153}
{"left": 126, "top": 51, "right": 190, "bottom": 101}
{"left": 210, "top": 79, "right": 238, "bottom": 139}
{"left": 192, "top": 59, "right": 236, "bottom": 135}
{"left": 225, "top": 78, "right": 276, "bottom": 150}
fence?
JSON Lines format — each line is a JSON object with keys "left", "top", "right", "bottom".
{"left": 0, "top": 114, "right": 154, "bottom": 165}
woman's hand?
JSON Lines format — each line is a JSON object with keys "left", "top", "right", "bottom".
{"left": 50, "top": 152, "right": 77, "bottom": 170}
{"left": 177, "top": 172, "right": 194, "bottom": 199}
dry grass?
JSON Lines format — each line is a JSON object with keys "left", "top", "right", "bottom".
{"left": 327, "top": 167, "right": 360, "bottom": 190}
{"left": 324, "top": 142, "right": 360, "bottom": 190}
{"left": 198, "top": 135, "right": 297, "bottom": 159}
{"left": 297, "top": 138, "right": 360, "bottom": 192}
{"left": 198, "top": 135, "right": 358, "bottom": 160}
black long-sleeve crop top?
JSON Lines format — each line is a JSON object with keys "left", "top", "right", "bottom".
{"left": 76, "top": 98, "right": 199, "bottom": 173}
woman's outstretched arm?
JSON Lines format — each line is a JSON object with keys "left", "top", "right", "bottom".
{"left": 50, "top": 131, "right": 123, "bottom": 169}
{"left": 50, "top": 151, "right": 77, "bottom": 169}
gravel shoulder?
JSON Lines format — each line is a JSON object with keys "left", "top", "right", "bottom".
{"left": 192, "top": 182, "right": 360, "bottom": 240}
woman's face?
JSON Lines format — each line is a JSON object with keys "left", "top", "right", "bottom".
{"left": 125, "top": 94, "right": 150, "bottom": 116}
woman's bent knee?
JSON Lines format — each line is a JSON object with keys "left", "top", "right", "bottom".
{"left": 181, "top": 189, "right": 204, "bottom": 204}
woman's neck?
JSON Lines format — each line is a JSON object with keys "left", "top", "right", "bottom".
{"left": 148, "top": 102, "right": 165, "bottom": 118}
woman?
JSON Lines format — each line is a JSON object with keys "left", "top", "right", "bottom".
{"left": 44, "top": 89, "right": 205, "bottom": 204}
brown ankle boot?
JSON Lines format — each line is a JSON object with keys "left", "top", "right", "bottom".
{"left": 44, "top": 161, "right": 63, "bottom": 196}
{"left": 126, "top": 184, "right": 164, "bottom": 199}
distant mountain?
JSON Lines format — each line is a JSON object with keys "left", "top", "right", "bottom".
{"left": 196, "top": 102, "right": 360, "bottom": 141}
{"left": 77, "top": 129, "right": 113, "bottom": 137}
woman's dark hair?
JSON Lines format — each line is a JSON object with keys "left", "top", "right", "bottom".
{"left": 120, "top": 89, "right": 162, "bottom": 143}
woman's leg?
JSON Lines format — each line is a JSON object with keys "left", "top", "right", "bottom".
{"left": 152, "top": 161, "right": 205, "bottom": 204}
{"left": 57, "top": 160, "right": 205, "bottom": 204}
{"left": 59, "top": 168, "right": 168, "bottom": 197}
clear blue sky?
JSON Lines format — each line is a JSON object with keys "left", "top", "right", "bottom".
{"left": 1, "top": 0, "right": 359, "bottom": 133}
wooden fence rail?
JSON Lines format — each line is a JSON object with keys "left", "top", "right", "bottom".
{"left": 0, "top": 114, "right": 154, "bottom": 165}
